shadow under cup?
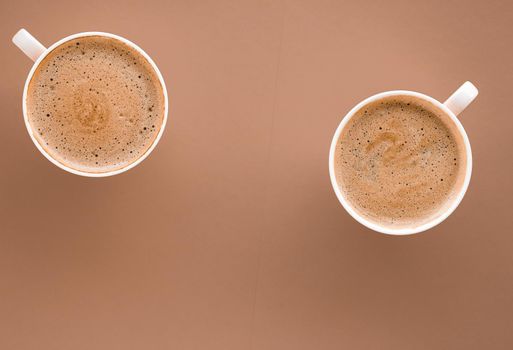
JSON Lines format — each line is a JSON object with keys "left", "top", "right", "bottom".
{"left": 331, "top": 93, "right": 471, "bottom": 234}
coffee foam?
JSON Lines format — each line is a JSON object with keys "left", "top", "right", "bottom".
{"left": 26, "top": 36, "right": 165, "bottom": 173}
{"left": 334, "top": 96, "right": 467, "bottom": 228}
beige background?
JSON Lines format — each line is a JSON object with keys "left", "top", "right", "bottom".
{"left": 1, "top": 0, "right": 513, "bottom": 349}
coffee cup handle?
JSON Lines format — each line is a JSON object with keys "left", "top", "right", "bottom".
{"left": 443, "top": 81, "right": 479, "bottom": 116}
{"left": 12, "top": 29, "right": 47, "bottom": 62}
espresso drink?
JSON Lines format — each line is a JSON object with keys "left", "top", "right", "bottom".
{"left": 26, "top": 36, "right": 165, "bottom": 173}
{"left": 334, "top": 96, "right": 466, "bottom": 228}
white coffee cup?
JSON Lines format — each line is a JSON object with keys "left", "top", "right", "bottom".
{"left": 12, "top": 29, "right": 169, "bottom": 177}
{"left": 329, "top": 82, "right": 478, "bottom": 235}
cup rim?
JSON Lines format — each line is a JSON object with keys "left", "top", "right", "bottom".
{"left": 22, "top": 31, "right": 169, "bottom": 177}
{"left": 328, "top": 90, "right": 472, "bottom": 235}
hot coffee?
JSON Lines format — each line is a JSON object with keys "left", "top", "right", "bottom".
{"left": 26, "top": 35, "right": 165, "bottom": 173}
{"left": 333, "top": 96, "right": 467, "bottom": 228}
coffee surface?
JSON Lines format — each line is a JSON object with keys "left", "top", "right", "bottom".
{"left": 26, "top": 36, "right": 165, "bottom": 173}
{"left": 334, "top": 97, "right": 465, "bottom": 227}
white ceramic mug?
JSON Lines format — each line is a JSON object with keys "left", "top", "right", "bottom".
{"left": 12, "top": 29, "right": 169, "bottom": 177}
{"left": 329, "top": 82, "right": 478, "bottom": 235}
